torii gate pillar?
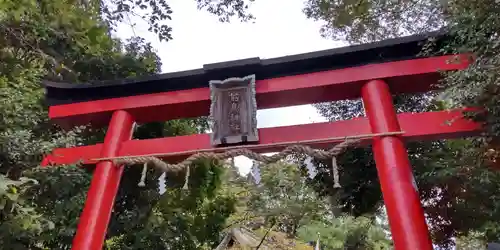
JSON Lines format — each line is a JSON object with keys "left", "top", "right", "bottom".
{"left": 362, "top": 79, "right": 433, "bottom": 250}
{"left": 72, "top": 110, "right": 135, "bottom": 250}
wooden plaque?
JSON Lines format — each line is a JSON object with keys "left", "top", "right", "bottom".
{"left": 209, "top": 74, "right": 259, "bottom": 146}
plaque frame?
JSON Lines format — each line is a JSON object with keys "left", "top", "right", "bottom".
{"left": 209, "top": 74, "right": 259, "bottom": 146}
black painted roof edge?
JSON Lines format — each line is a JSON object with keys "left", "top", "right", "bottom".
{"left": 43, "top": 30, "right": 449, "bottom": 105}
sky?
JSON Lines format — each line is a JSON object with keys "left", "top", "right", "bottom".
{"left": 116, "top": 0, "right": 345, "bottom": 174}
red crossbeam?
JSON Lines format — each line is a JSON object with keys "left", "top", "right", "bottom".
{"left": 49, "top": 55, "right": 469, "bottom": 128}
{"left": 42, "top": 110, "right": 480, "bottom": 166}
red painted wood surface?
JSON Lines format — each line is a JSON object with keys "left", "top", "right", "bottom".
{"left": 71, "top": 110, "right": 135, "bottom": 250}
{"left": 362, "top": 80, "right": 433, "bottom": 250}
{"left": 42, "top": 109, "right": 480, "bottom": 166}
{"left": 49, "top": 55, "right": 469, "bottom": 128}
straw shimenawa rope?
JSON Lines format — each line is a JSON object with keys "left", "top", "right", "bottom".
{"left": 113, "top": 139, "right": 360, "bottom": 172}
{"left": 117, "top": 139, "right": 359, "bottom": 189}
{"left": 94, "top": 131, "right": 404, "bottom": 189}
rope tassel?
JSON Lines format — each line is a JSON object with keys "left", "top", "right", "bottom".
{"left": 138, "top": 163, "right": 147, "bottom": 187}
{"left": 158, "top": 172, "right": 167, "bottom": 195}
{"left": 102, "top": 132, "right": 404, "bottom": 168}
{"left": 332, "top": 157, "right": 341, "bottom": 188}
{"left": 182, "top": 166, "right": 190, "bottom": 190}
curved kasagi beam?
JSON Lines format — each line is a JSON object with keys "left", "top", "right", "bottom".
{"left": 43, "top": 31, "right": 447, "bottom": 106}
{"left": 45, "top": 54, "right": 469, "bottom": 129}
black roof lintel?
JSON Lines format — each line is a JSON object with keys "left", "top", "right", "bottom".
{"left": 42, "top": 30, "right": 449, "bottom": 105}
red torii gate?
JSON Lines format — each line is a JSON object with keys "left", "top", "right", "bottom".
{"left": 42, "top": 32, "right": 479, "bottom": 250}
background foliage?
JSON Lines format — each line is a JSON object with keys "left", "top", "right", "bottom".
{"left": 223, "top": 161, "right": 392, "bottom": 249}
